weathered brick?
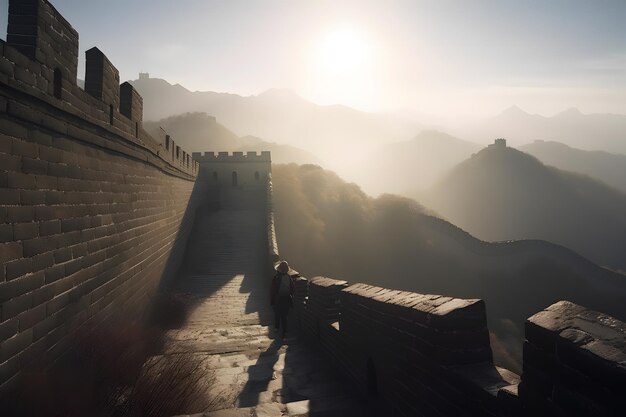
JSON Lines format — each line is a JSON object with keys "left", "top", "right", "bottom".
{"left": 71, "top": 243, "right": 87, "bottom": 258}
{"left": 52, "top": 247, "right": 71, "bottom": 263}
{"left": 7, "top": 172, "right": 36, "bottom": 189}
{"left": 21, "top": 157, "right": 48, "bottom": 175}
{"left": 35, "top": 174, "right": 58, "bottom": 189}
{"left": 31, "top": 284, "right": 56, "bottom": 307}
{"left": 0, "top": 188, "right": 21, "bottom": 205}
{"left": 13, "top": 222, "right": 39, "bottom": 240}
{"left": 0, "top": 152, "right": 21, "bottom": 171}
{"left": 46, "top": 292, "right": 70, "bottom": 316}
{"left": 0, "top": 224, "right": 13, "bottom": 242}
{"left": 47, "top": 162, "right": 69, "bottom": 177}
{"left": 0, "top": 319, "right": 18, "bottom": 344}
{"left": 2, "top": 293, "right": 32, "bottom": 321}
{"left": 7, "top": 206, "right": 35, "bottom": 223}
{"left": 45, "top": 190, "right": 65, "bottom": 205}
{"left": 22, "top": 237, "right": 55, "bottom": 257}
{"left": 63, "top": 258, "right": 82, "bottom": 277}
{"left": 44, "top": 264, "right": 65, "bottom": 284}
{"left": 5, "top": 258, "right": 32, "bottom": 281}
{"left": 31, "top": 252, "right": 55, "bottom": 271}
{"left": 17, "top": 304, "right": 46, "bottom": 331}
{"left": 0, "top": 329, "right": 33, "bottom": 363}
{"left": 16, "top": 272, "right": 45, "bottom": 296}
{"left": 38, "top": 145, "right": 63, "bottom": 163}
{"left": 0, "top": 242, "right": 22, "bottom": 263}
{"left": 10, "top": 138, "right": 37, "bottom": 158}
{"left": 19, "top": 189, "right": 46, "bottom": 205}
{"left": 40, "top": 220, "right": 61, "bottom": 237}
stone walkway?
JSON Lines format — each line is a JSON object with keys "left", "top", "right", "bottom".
{"left": 139, "top": 188, "right": 373, "bottom": 417}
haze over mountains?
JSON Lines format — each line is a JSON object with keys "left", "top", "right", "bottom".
{"left": 272, "top": 164, "right": 626, "bottom": 371}
{"left": 464, "top": 106, "right": 626, "bottom": 154}
{"left": 143, "top": 113, "right": 320, "bottom": 165}
{"left": 354, "top": 130, "right": 482, "bottom": 196}
{"left": 519, "top": 140, "right": 626, "bottom": 193}
{"left": 423, "top": 142, "right": 626, "bottom": 271}
{"left": 130, "top": 75, "right": 420, "bottom": 170}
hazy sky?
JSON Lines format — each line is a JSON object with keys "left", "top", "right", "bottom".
{"left": 2, "top": 0, "right": 626, "bottom": 119}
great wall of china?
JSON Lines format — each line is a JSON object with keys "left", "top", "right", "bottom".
{"left": 0, "top": 1, "right": 624, "bottom": 416}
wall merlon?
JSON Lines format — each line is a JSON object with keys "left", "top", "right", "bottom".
{"left": 119, "top": 81, "right": 142, "bottom": 123}
{"left": 84, "top": 47, "right": 120, "bottom": 110}
{"left": 193, "top": 150, "right": 272, "bottom": 163}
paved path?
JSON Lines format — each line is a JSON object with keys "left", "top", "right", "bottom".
{"left": 139, "top": 188, "right": 373, "bottom": 417}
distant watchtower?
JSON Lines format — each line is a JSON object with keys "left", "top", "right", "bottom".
{"left": 139, "top": 72, "right": 150, "bottom": 80}
{"left": 494, "top": 138, "right": 507, "bottom": 147}
{"left": 192, "top": 151, "right": 271, "bottom": 188}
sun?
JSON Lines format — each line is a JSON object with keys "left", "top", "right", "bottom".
{"left": 305, "top": 24, "right": 380, "bottom": 110}
{"left": 313, "top": 26, "right": 370, "bottom": 74}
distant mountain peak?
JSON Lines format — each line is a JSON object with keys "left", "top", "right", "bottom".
{"left": 500, "top": 105, "right": 528, "bottom": 117}
{"left": 555, "top": 107, "right": 583, "bottom": 118}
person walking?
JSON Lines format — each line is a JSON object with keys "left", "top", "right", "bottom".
{"left": 270, "top": 261, "right": 294, "bottom": 336}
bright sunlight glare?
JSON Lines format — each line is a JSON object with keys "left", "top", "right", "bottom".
{"left": 305, "top": 24, "right": 383, "bottom": 111}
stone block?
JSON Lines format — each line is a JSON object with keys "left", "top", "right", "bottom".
{"left": 20, "top": 189, "right": 46, "bottom": 205}
{"left": 0, "top": 152, "right": 22, "bottom": 171}
{"left": 17, "top": 304, "right": 45, "bottom": 331}
{"left": 7, "top": 206, "right": 35, "bottom": 223}
{"left": 10, "top": 138, "right": 37, "bottom": 158}
{"left": 0, "top": 224, "right": 13, "bottom": 243}
{"left": 0, "top": 188, "right": 21, "bottom": 205}
{"left": 0, "top": 319, "right": 19, "bottom": 344}
{"left": 5, "top": 258, "right": 33, "bottom": 281}
{"left": 7, "top": 172, "right": 37, "bottom": 189}
{"left": 0, "top": 328, "right": 33, "bottom": 363}
{"left": 23, "top": 237, "right": 56, "bottom": 257}
{"left": 2, "top": 293, "right": 33, "bottom": 321}
{"left": 21, "top": 157, "right": 48, "bottom": 175}
{"left": 39, "top": 219, "right": 61, "bottom": 237}
{"left": 0, "top": 242, "right": 23, "bottom": 263}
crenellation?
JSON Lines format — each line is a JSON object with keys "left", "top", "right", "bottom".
{"left": 84, "top": 47, "right": 120, "bottom": 111}
{"left": 119, "top": 81, "right": 142, "bottom": 123}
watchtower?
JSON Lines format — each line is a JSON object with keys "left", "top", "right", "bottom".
{"left": 192, "top": 151, "right": 271, "bottom": 188}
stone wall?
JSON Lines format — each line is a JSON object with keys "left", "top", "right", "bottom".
{"left": 0, "top": 0, "right": 199, "bottom": 390}
{"left": 520, "top": 301, "right": 625, "bottom": 416}
{"left": 289, "top": 273, "right": 626, "bottom": 416}
{"left": 292, "top": 277, "right": 520, "bottom": 416}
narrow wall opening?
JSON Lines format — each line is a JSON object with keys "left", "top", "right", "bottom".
{"left": 232, "top": 171, "right": 238, "bottom": 187}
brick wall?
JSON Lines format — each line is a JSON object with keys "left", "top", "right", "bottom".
{"left": 286, "top": 275, "right": 626, "bottom": 417}
{"left": 0, "top": 0, "right": 200, "bottom": 390}
{"left": 520, "top": 301, "right": 625, "bottom": 416}
{"left": 292, "top": 277, "right": 519, "bottom": 417}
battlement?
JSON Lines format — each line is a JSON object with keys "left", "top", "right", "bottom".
{"left": 0, "top": 0, "right": 198, "bottom": 177}
{"left": 192, "top": 151, "right": 272, "bottom": 163}
{"left": 491, "top": 138, "right": 507, "bottom": 148}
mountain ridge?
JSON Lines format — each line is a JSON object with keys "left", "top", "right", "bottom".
{"left": 423, "top": 143, "right": 626, "bottom": 271}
